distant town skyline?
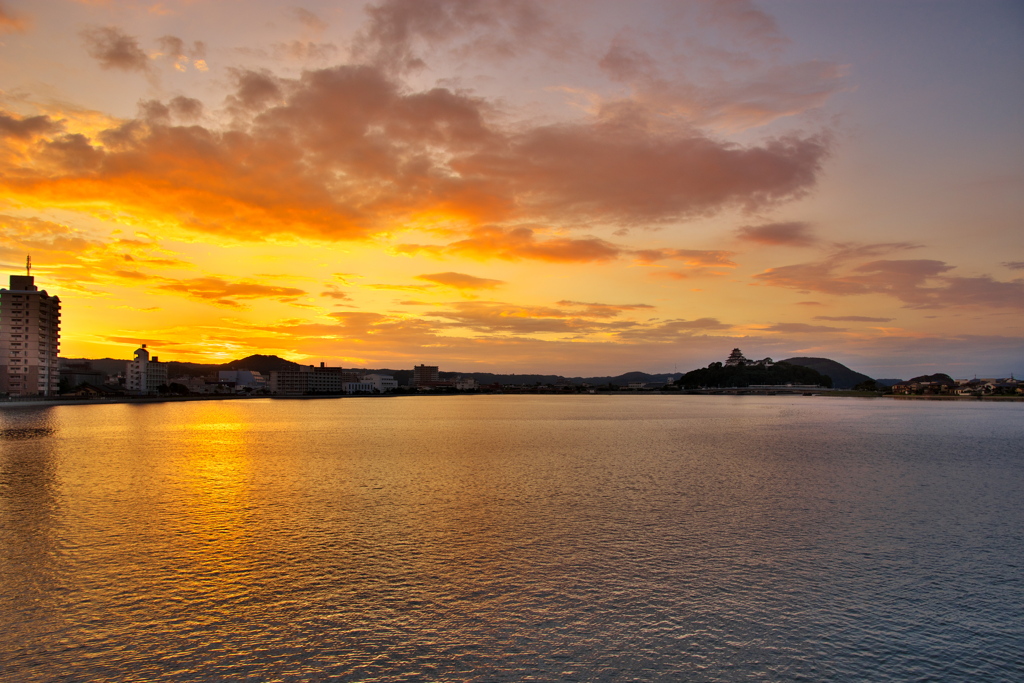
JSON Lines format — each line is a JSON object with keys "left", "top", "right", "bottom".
{"left": 0, "top": 0, "right": 1021, "bottom": 378}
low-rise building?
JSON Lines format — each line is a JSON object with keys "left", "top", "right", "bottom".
{"left": 362, "top": 374, "right": 398, "bottom": 392}
{"left": 171, "top": 376, "right": 210, "bottom": 394}
{"left": 219, "top": 369, "right": 267, "bottom": 391}
{"left": 60, "top": 361, "right": 106, "bottom": 391}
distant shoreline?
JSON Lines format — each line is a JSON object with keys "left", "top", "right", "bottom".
{"left": 0, "top": 394, "right": 355, "bottom": 409}
{"left": 2, "top": 392, "right": 1021, "bottom": 409}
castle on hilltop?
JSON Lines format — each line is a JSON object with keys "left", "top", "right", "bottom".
{"left": 724, "top": 348, "right": 747, "bottom": 366}
{"left": 724, "top": 348, "right": 774, "bottom": 368}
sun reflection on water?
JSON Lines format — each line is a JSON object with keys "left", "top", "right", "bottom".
{"left": 2, "top": 397, "right": 1022, "bottom": 681}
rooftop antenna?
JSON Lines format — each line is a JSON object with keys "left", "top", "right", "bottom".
{"left": 26, "top": 254, "right": 31, "bottom": 277}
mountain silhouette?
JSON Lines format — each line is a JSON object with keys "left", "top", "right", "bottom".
{"left": 780, "top": 357, "right": 873, "bottom": 389}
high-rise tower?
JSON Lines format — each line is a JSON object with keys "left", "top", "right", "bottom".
{"left": 0, "top": 262, "right": 61, "bottom": 397}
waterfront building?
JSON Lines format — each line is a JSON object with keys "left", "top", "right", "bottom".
{"left": 412, "top": 364, "right": 440, "bottom": 387}
{"left": 0, "top": 269, "right": 61, "bottom": 397}
{"left": 171, "top": 375, "right": 213, "bottom": 394}
{"left": 60, "top": 361, "right": 106, "bottom": 391}
{"left": 218, "top": 369, "right": 267, "bottom": 391}
{"left": 126, "top": 344, "right": 168, "bottom": 395}
{"left": 270, "top": 363, "right": 344, "bottom": 395}
{"left": 343, "top": 381, "right": 376, "bottom": 394}
{"left": 454, "top": 377, "right": 477, "bottom": 391}
{"left": 362, "top": 374, "right": 398, "bottom": 392}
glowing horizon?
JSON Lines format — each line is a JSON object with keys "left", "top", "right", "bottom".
{"left": 1, "top": 0, "right": 1021, "bottom": 379}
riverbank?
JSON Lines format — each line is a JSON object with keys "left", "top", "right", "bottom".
{"left": 3, "top": 392, "right": 1021, "bottom": 409}
{"left": 889, "top": 394, "right": 1024, "bottom": 401}
{"left": 0, "top": 394, "right": 322, "bottom": 409}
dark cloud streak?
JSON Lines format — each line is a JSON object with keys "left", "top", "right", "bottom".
{"left": 82, "top": 26, "right": 149, "bottom": 72}
{"left": 756, "top": 253, "right": 1024, "bottom": 310}
{"left": 736, "top": 221, "right": 816, "bottom": 246}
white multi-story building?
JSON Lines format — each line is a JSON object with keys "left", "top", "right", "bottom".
{"left": 362, "top": 374, "right": 398, "bottom": 392}
{"left": 0, "top": 271, "right": 61, "bottom": 397}
{"left": 343, "top": 381, "right": 376, "bottom": 394}
{"left": 126, "top": 344, "right": 168, "bottom": 395}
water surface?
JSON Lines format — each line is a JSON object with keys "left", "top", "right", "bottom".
{"left": 2, "top": 396, "right": 1022, "bottom": 680}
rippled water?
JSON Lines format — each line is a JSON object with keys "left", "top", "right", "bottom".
{"left": 1, "top": 396, "right": 1022, "bottom": 681}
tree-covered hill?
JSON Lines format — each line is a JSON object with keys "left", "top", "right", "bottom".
{"left": 675, "top": 361, "right": 833, "bottom": 390}
{"left": 779, "top": 357, "right": 872, "bottom": 390}
{"left": 218, "top": 354, "right": 302, "bottom": 374}
{"left": 907, "top": 373, "right": 955, "bottom": 385}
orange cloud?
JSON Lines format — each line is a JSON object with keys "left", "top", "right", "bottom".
{"left": 364, "top": 283, "right": 433, "bottom": 292}
{"left": 632, "top": 248, "right": 736, "bottom": 267}
{"left": 736, "top": 221, "right": 816, "bottom": 246}
{"left": 761, "top": 322, "right": 847, "bottom": 334}
{"left": 397, "top": 226, "right": 622, "bottom": 263}
{"left": 612, "top": 317, "right": 732, "bottom": 342}
{"left": 0, "top": 113, "right": 61, "bottom": 140}
{"left": 557, "top": 300, "right": 655, "bottom": 318}
{"left": 452, "top": 123, "right": 829, "bottom": 225}
{"left": 0, "top": 3, "right": 29, "bottom": 33}
{"left": 414, "top": 271, "right": 505, "bottom": 290}
{"left": 320, "top": 284, "right": 351, "bottom": 300}
{"left": 0, "top": 214, "right": 195, "bottom": 297}
{"left": 420, "top": 301, "right": 638, "bottom": 335}
{"left": 756, "top": 255, "right": 1024, "bottom": 310}
{"left": 399, "top": 229, "right": 739, "bottom": 268}
{"left": 100, "top": 335, "right": 192, "bottom": 348}
{"left": 442, "top": 227, "right": 621, "bottom": 263}
{"left": 155, "top": 277, "right": 307, "bottom": 308}
{"left": 815, "top": 315, "right": 894, "bottom": 323}
{"left": 0, "top": 52, "right": 828, "bottom": 246}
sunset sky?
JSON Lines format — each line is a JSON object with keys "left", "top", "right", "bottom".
{"left": 1, "top": 0, "right": 1021, "bottom": 378}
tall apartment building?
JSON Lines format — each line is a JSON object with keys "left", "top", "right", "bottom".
{"left": 126, "top": 344, "right": 168, "bottom": 395}
{"left": 0, "top": 272, "right": 61, "bottom": 397}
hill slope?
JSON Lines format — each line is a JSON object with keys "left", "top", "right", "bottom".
{"left": 780, "top": 357, "right": 873, "bottom": 390}
{"left": 220, "top": 354, "right": 302, "bottom": 374}
{"left": 676, "top": 361, "right": 833, "bottom": 389}
{"left": 907, "top": 373, "right": 955, "bottom": 385}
